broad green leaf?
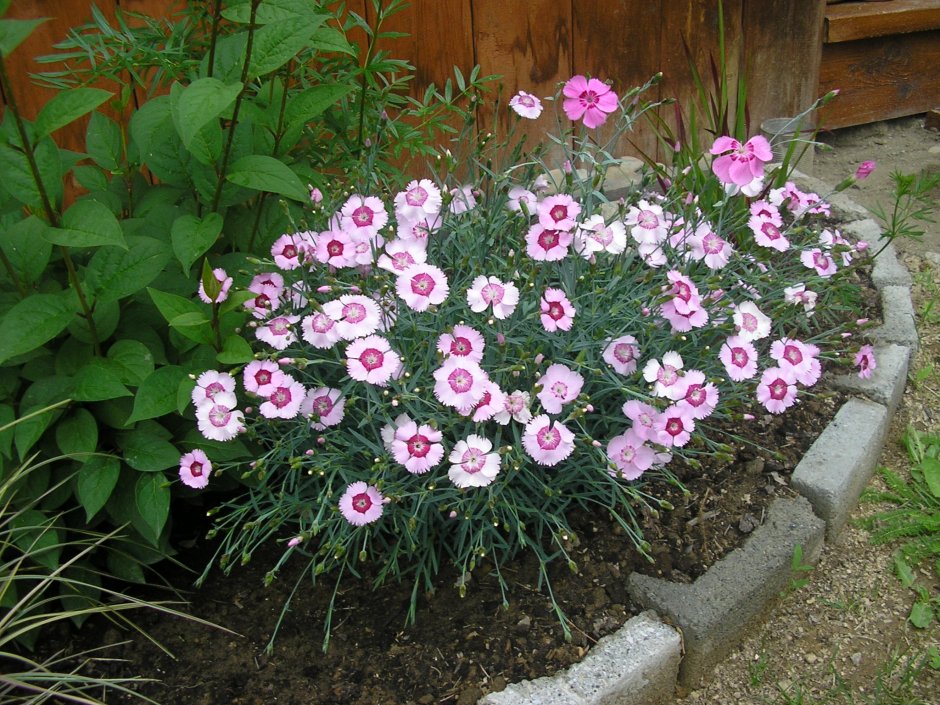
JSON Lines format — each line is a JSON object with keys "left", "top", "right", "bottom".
{"left": 76, "top": 455, "right": 120, "bottom": 521}
{"left": 86, "top": 111, "right": 122, "bottom": 170}
{"left": 127, "top": 366, "right": 187, "bottom": 424}
{"left": 55, "top": 408, "right": 98, "bottom": 458}
{"left": 226, "top": 154, "right": 308, "bottom": 201}
{"left": 169, "top": 78, "right": 242, "bottom": 150}
{"left": 177, "top": 375, "right": 196, "bottom": 415}
{"left": 217, "top": 335, "right": 254, "bottom": 364}
{"left": 909, "top": 601, "right": 934, "bottom": 629}
{"left": 0, "top": 403, "right": 13, "bottom": 457}
{"left": 170, "top": 312, "right": 216, "bottom": 346}
{"left": 0, "top": 292, "right": 76, "bottom": 364}
{"left": 894, "top": 554, "right": 916, "bottom": 588}
{"left": 85, "top": 236, "right": 171, "bottom": 303}
{"left": 222, "top": 0, "right": 323, "bottom": 24}
{"left": 10, "top": 510, "right": 60, "bottom": 571}
{"left": 14, "top": 377, "right": 69, "bottom": 460}
{"left": 67, "top": 298, "right": 120, "bottom": 345}
{"left": 920, "top": 456, "right": 940, "bottom": 498}
{"left": 285, "top": 84, "right": 354, "bottom": 127}
{"left": 248, "top": 17, "right": 324, "bottom": 79}
{"left": 200, "top": 31, "right": 247, "bottom": 84}
{"left": 59, "top": 562, "right": 102, "bottom": 627}
{"left": 148, "top": 287, "right": 203, "bottom": 325}
{"left": 107, "top": 550, "right": 146, "bottom": 583}
{"left": 0, "top": 215, "right": 52, "bottom": 286}
{"left": 118, "top": 428, "right": 179, "bottom": 472}
{"left": 107, "top": 340, "right": 155, "bottom": 386}
{"left": 0, "top": 136, "right": 63, "bottom": 209}
{"left": 46, "top": 198, "right": 126, "bottom": 249}
{"left": 73, "top": 359, "right": 132, "bottom": 402}
{"left": 310, "top": 25, "right": 356, "bottom": 56}
{"left": 72, "top": 165, "right": 109, "bottom": 192}
{"left": 128, "top": 96, "right": 170, "bottom": 160}
{"left": 134, "top": 472, "right": 171, "bottom": 545}
{"left": 185, "top": 119, "right": 223, "bottom": 166}
{"left": 34, "top": 87, "right": 113, "bottom": 139}
{"left": 171, "top": 213, "right": 223, "bottom": 273}
{"left": 0, "top": 17, "right": 47, "bottom": 56}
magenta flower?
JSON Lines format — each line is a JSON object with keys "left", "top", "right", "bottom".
{"left": 801, "top": 248, "right": 838, "bottom": 277}
{"left": 466, "top": 275, "right": 520, "bottom": 319}
{"left": 770, "top": 338, "right": 822, "bottom": 386}
{"left": 526, "top": 224, "right": 573, "bottom": 262}
{"left": 195, "top": 393, "right": 245, "bottom": 442}
{"left": 522, "top": 415, "right": 575, "bottom": 467}
{"left": 272, "top": 233, "right": 303, "bottom": 270}
{"left": 537, "top": 194, "right": 581, "bottom": 232}
{"left": 855, "top": 160, "right": 876, "bottom": 180}
{"left": 493, "top": 390, "right": 533, "bottom": 425}
{"left": 346, "top": 335, "right": 401, "bottom": 386}
{"left": 709, "top": 135, "right": 773, "bottom": 186}
{"left": 719, "top": 335, "right": 759, "bottom": 382}
{"left": 243, "top": 360, "right": 284, "bottom": 396}
{"left": 323, "top": 295, "right": 382, "bottom": 341}
{"left": 259, "top": 375, "right": 306, "bottom": 419}
{"left": 391, "top": 420, "right": 444, "bottom": 474}
{"left": 300, "top": 387, "right": 346, "bottom": 430}
{"left": 315, "top": 229, "right": 356, "bottom": 268}
{"left": 855, "top": 345, "right": 877, "bottom": 379}
{"left": 433, "top": 357, "right": 487, "bottom": 410}
{"left": 625, "top": 200, "right": 670, "bottom": 245}
{"left": 437, "top": 324, "right": 485, "bottom": 363}
{"left": 748, "top": 214, "right": 790, "bottom": 252}
{"left": 301, "top": 311, "right": 342, "bottom": 349}
{"left": 340, "top": 194, "right": 388, "bottom": 235}
{"left": 468, "top": 380, "right": 507, "bottom": 422}
{"left": 562, "top": 75, "right": 618, "bottom": 128}
{"left": 607, "top": 429, "right": 656, "bottom": 480}
{"left": 396, "top": 264, "right": 449, "bottom": 312}
{"left": 191, "top": 370, "right": 236, "bottom": 407}
{"left": 378, "top": 239, "right": 427, "bottom": 275}
{"left": 198, "top": 267, "right": 233, "bottom": 304}
{"left": 674, "top": 370, "right": 719, "bottom": 420}
{"left": 536, "top": 363, "right": 584, "bottom": 414}
{"left": 338, "top": 481, "right": 384, "bottom": 527}
{"left": 654, "top": 405, "right": 696, "bottom": 448}
{"left": 179, "top": 450, "right": 212, "bottom": 489}
{"left": 509, "top": 90, "right": 543, "bottom": 119}
{"left": 603, "top": 335, "right": 640, "bottom": 375}
{"left": 540, "top": 288, "right": 576, "bottom": 332}
{"left": 756, "top": 367, "right": 798, "bottom": 414}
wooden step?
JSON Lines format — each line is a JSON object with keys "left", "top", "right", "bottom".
{"left": 825, "top": 0, "right": 940, "bottom": 43}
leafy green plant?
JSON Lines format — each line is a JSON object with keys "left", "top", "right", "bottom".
{"left": 861, "top": 426, "right": 940, "bottom": 630}
{"left": 870, "top": 169, "right": 940, "bottom": 256}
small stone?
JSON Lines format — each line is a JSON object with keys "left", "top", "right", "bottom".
{"left": 928, "top": 144, "right": 940, "bottom": 155}
{"left": 514, "top": 615, "right": 532, "bottom": 634}
{"left": 851, "top": 652, "right": 863, "bottom": 666}
{"left": 418, "top": 695, "right": 434, "bottom": 705}
{"left": 805, "top": 653, "right": 818, "bottom": 664}
{"left": 738, "top": 513, "right": 760, "bottom": 533}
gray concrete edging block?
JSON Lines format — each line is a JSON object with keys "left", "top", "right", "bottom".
{"left": 830, "top": 343, "right": 911, "bottom": 417}
{"left": 872, "top": 285, "right": 919, "bottom": 351}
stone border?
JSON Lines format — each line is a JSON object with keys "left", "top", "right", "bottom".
{"left": 478, "top": 169, "right": 915, "bottom": 704}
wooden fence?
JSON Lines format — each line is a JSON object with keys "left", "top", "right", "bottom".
{"left": 3, "top": 1, "right": 826, "bottom": 161}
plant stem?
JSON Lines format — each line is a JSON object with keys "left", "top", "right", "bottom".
{"left": 0, "top": 53, "right": 101, "bottom": 353}
{"left": 210, "top": 0, "right": 262, "bottom": 214}
{"left": 0, "top": 250, "right": 27, "bottom": 298}
{"left": 355, "top": 10, "right": 382, "bottom": 154}
{"left": 206, "top": 0, "right": 224, "bottom": 78}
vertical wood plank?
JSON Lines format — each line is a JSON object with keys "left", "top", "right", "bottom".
{"left": 573, "top": 0, "right": 663, "bottom": 159}
{"left": 742, "top": 0, "right": 825, "bottom": 136}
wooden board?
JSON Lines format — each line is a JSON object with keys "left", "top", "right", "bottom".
{"left": 818, "top": 30, "right": 940, "bottom": 128}
{"left": 825, "top": 0, "right": 940, "bottom": 43}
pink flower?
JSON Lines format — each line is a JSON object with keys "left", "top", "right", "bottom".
{"left": 540, "top": 288, "right": 575, "bottom": 332}
{"left": 607, "top": 429, "right": 656, "bottom": 480}
{"left": 699, "top": 230, "right": 733, "bottom": 269}
{"left": 437, "top": 324, "right": 485, "bottom": 363}
{"left": 323, "top": 295, "right": 382, "bottom": 341}
{"left": 300, "top": 387, "right": 346, "bottom": 430}
{"left": 315, "top": 229, "right": 357, "bottom": 268}
{"left": 522, "top": 415, "right": 575, "bottom": 466}
{"left": 191, "top": 370, "right": 236, "bottom": 407}
{"left": 346, "top": 335, "right": 401, "bottom": 386}
{"left": 855, "top": 345, "right": 877, "bottom": 379}
{"left": 624, "top": 200, "right": 669, "bottom": 244}
{"left": 301, "top": 312, "right": 342, "bottom": 349}
{"left": 801, "top": 248, "right": 838, "bottom": 277}
{"left": 574, "top": 215, "right": 627, "bottom": 257}
{"left": 244, "top": 273, "right": 284, "bottom": 319}
{"left": 770, "top": 338, "right": 822, "bottom": 386}
{"left": 562, "top": 75, "right": 618, "bottom": 128}
{"left": 719, "top": 335, "right": 759, "bottom": 382}
{"left": 467, "top": 380, "right": 507, "bottom": 422}
{"left": 709, "top": 135, "right": 773, "bottom": 186}
{"left": 338, "top": 481, "right": 384, "bottom": 526}
{"left": 642, "top": 351, "right": 685, "bottom": 400}
{"left": 259, "top": 374, "right": 306, "bottom": 419}
{"left": 394, "top": 179, "right": 442, "bottom": 222}
{"left": 733, "top": 301, "right": 772, "bottom": 342}
{"left": 198, "top": 268, "right": 233, "bottom": 304}
{"left": 526, "top": 224, "right": 573, "bottom": 261}
{"left": 493, "top": 390, "right": 533, "bottom": 425}
{"left": 256, "top": 314, "right": 299, "bottom": 351}
{"left": 195, "top": 392, "right": 245, "bottom": 441}
{"left": 391, "top": 420, "right": 444, "bottom": 474}
{"left": 448, "top": 435, "right": 501, "bottom": 488}
{"left": 509, "top": 91, "right": 543, "bottom": 119}
{"left": 603, "top": 335, "right": 640, "bottom": 375}
{"left": 433, "top": 357, "right": 487, "bottom": 410}
{"left": 537, "top": 194, "right": 581, "bottom": 232}
{"left": 748, "top": 215, "right": 790, "bottom": 251}
{"left": 674, "top": 370, "right": 719, "bottom": 420}
{"left": 396, "top": 264, "right": 449, "bottom": 312}
{"left": 340, "top": 194, "right": 388, "bottom": 235}
{"left": 784, "top": 284, "right": 818, "bottom": 316}
{"left": 271, "top": 233, "right": 304, "bottom": 270}
{"left": 621, "top": 400, "right": 660, "bottom": 442}
{"left": 381, "top": 413, "right": 414, "bottom": 451}
{"left": 309, "top": 187, "right": 323, "bottom": 204}
{"left": 536, "top": 363, "right": 584, "bottom": 414}
{"left": 287, "top": 536, "right": 303, "bottom": 548}
{"left": 243, "top": 360, "right": 284, "bottom": 396}
{"left": 179, "top": 449, "right": 211, "bottom": 489}
{"left": 377, "top": 239, "right": 428, "bottom": 274}
{"left": 507, "top": 186, "right": 537, "bottom": 214}
{"left": 756, "top": 367, "right": 798, "bottom": 414}
{"left": 654, "top": 405, "right": 696, "bottom": 448}
{"left": 466, "top": 275, "right": 519, "bottom": 319}
{"left": 448, "top": 185, "right": 478, "bottom": 214}
{"left": 397, "top": 214, "right": 442, "bottom": 244}
{"left": 855, "top": 160, "right": 876, "bottom": 180}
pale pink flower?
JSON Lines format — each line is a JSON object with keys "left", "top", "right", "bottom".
{"left": 437, "top": 324, "right": 485, "bottom": 363}
{"left": 467, "top": 380, "right": 506, "bottom": 422}
{"left": 699, "top": 230, "right": 733, "bottom": 269}
{"left": 562, "top": 75, "right": 618, "bottom": 128}
{"left": 433, "top": 357, "right": 487, "bottom": 410}
{"left": 397, "top": 214, "right": 442, "bottom": 244}
{"left": 654, "top": 405, "right": 696, "bottom": 447}
{"left": 466, "top": 276, "right": 519, "bottom": 319}
{"left": 300, "top": 387, "right": 346, "bottom": 430}
{"left": 346, "top": 335, "right": 401, "bottom": 386}
{"left": 526, "top": 224, "right": 573, "bottom": 261}
{"left": 196, "top": 392, "right": 245, "bottom": 441}
{"left": 540, "top": 288, "right": 575, "bottom": 332}
{"left": 287, "top": 536, "right": 303, "bottom": 548}
{"left": 339, "top": 481, "right": 384, "bottom": 526}
{"left": 191, "top": 370, "right": 236, "bottom": 407}
{"left": 377, "top": 238, "right": 428, "bottom": 274}
{"left": 709, "top": 135, "right": 773, "bottom": 186}
{"left": 660, "top": 271, "right": 709, "bottom": 333}
{"left": 624, "top": 200, "right": 669, "bottom": 244}
{"left": 507, "top": 186, "right": 537, "bottom": 214}
{"left": 381, "top": 413, "right": 413, "bottom": 451}
{"left": 271, "top": 233, "right": 304, "bottom": 270}
{"left": 733, "top": 301, "right": 772, "bottom": 341}
{"left": 621, "top": 400, "right": 660, "bottom": 442}
{"left": 855, "top": 345, "right": 877, "bottom": 379}
{"left": 538, "top": 194, "right": 581, "bottom": 232}
{"left": 256, "top": 314, "right": 299, "bottom": 350}
{"left": 243, "top": 360, "right": 284, "bottom": 396}
{"left": 391, "top": 421, "right": 444, "bottom": 474}
{"left": 784, "top": 284, "right": 818, "bottom": 316}
{"left": 394, "top": 179, "right": 442, "bottom": 222}
{"left": 522, "top": 415, "right": 575, "bottom": 466}
{"left": 396, "top": 264, "right": 449, "bottom": 312}
{"left": 748, "top": 216, "right": 790, "bottom": 251}
{"left": 756, "top": 367, "right": 798, "bottom": 414}
{"left": 770, "top": 338, "right": 822, "bottom": 386}
{"left": 340, "top": 194, "right": 388, "bottom": 235}
{"left": 301, "top": 312, "right": 342, "bottom": 349}
{"left": 674, "top": 370, "right": 719, "bottom": 420}
{"left": 603, "top": 335, "right": 640, "bottom": 375}
{"left": 198, "top": 267, "right": 233, "bottom": 304}
{"left": 720, "top": 335, "right": 759, "bottom": 382}
{"left": 448, "top": 435, "right": 501, "bottom": 488}
{"left": 607, "top": 429, "right": 656, "bottom": 480}
{"left": 179, "top": 450, "right": 212, "bottom": 489}
{"left": 309, "top": 186, "right": 323, "bottom": 204}
{"left": 801, "top": 248, "right": 838, "bottom": 277}
{"left": 448, "top": 185, "right": 477, "bottom": 214}
{"left": 259, "top": 375, "right": 306, "bottom": 419}
{"left": 536, "top": 363, "right": 584, "bottom": 414}
{"left": 346, "top": 228, "right": 383, "bottom": 267}
{"left": 494, "top": 390, "right": 533, "bottom": 425}
{"left": 574, "top": 215, "right": 627, "bottom": 257}
{"left": 244, "top": 280, "right": 282, "bottom": 319}
{"left": 323, "top": 295, "right": 382, "bottom": 341}
{"left": 642, "top": 351, "right": 685, "bottom": 400}
{"left": 509, "top": 91, "right": 543, "bottom": 119}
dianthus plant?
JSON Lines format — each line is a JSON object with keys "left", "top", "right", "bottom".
{"left": 185, "top": 75, "right": 875, "bottom": 649}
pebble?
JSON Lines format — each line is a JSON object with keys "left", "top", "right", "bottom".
{"left": 928, "top": 145, "right": 940, "bottom": 154}
{"left": 851, "top": 652, "right": 863, "bottom": 666}
{"left": 804, "top": 653, "right": 817, "bottom": 664}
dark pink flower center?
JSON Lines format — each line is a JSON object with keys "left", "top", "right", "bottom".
{"left": 189, "top": 461, "right": 203, "bottom": 477}
{"left": 343, "top": 303, "right": 367, "bottom": 323}
{"left": 549, "top": 205, "right": 567, "bottom": 223}
{"left": 270, "top": 387, "right": 293, "bottom": 408}
{"left": 209, "top": 406, "right": 232, "bottom": 427}
{"left": 254, "top": 370, "right": 272, "bottom": 386}
{"left": 813, "top": 252, "right": 829, "bottom": 269}
{"left": 665, "top": 418, "right": 684, "bottom": 436}
{"left": 352, "top": 206, "right": 374, "bottom": 226}
{"left": 685, "top": 384, "right": 705, "bottom": 406}
{"left": 461, "top": 449, "right": 485, "bottom": 473}
{"left": 703, "top": 234, "right": 723, "bottom": 253}
{"left": 205, "top": 381, "right": 225, "bottom": 398}
{"left": 761, "top": 222, "right": 781, "bottom": 240}
{"left": 406, "top": 434, "right": 431, "bottom": 458}
{"left": 614, "top": 343, "right": 635, "bottom": 364}
{"left": 406, "top": 186, "right": 428, "bottom": 207}
{"left": 327, "top": 240, "right": 344, "bottom": 257}
{"left": 741, "top": 313, "right": 758, "bottom": 332}
{"left": 783, "top": 346, "right": 802, "bottom": 366}
{"left": 538, "top": 426, "right": 561, "bottom": 450}
{"left": 312, "top": 396, "right": 333, "bottom": 416}
{"left": 270, "top": 318, "right": 290, "bottom": 335}
{"left": 657, "top": 365, "right": 678, "bottom": 386}
{"left": 638, "top": 210, "right": 658, "bottom": 229}
{"left": 448, "top": 368, "right": 473, "bottom": 393}
{"left": 360, "top": 348, "right": 385, "bottom": 371}
{"left": 392, "top": 252, "right": 415, "bottom": 270}
{"left": 411, "top": 273, "right": 436, "bottom": 296}
{"left": 538, "top": 230, "right": 560, "bottom": 250}
{"left": 580, "top": 90, "right": 599, "bottom": 107}
{"left": 312, "top": 314, "right": 333, "bottom": 333}
{"left": 731, "top": 348, "right": 749, "bottom": 367}
{"left": 550, "top": 381, "right": 568, "bottom": 398}
{"left": 769, "top": 378, "right": 789, "bottom": 400}
{"left": 481, "top": 283, "right": 504, "bottom": 304}
{"left": 547, "top": 302, "right": 564, "bottom": 320}
{"left": 352, "top": 493, "right": 373, "bottom": 513}
{"left": 281, "top": 244, "right": 297, "bottom": 259}
{"left": 450, "top": 337, "right": 472, "bottom": 356}
{"left": 674, "top": 281, "right": 692, "bottom": 301}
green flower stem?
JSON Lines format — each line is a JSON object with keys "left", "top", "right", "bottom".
{"left": 0, "top": 249, "right": 27, "bottom": 298}
{"left": 0, "top": 53, "right": 101, "bottom": 354}
{"left": 206, "top": 0, "right": 224, "bottom": 78}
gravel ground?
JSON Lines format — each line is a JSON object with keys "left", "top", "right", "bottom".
{"left": 693, "top": 116, "right": 940, "bottom": 704}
